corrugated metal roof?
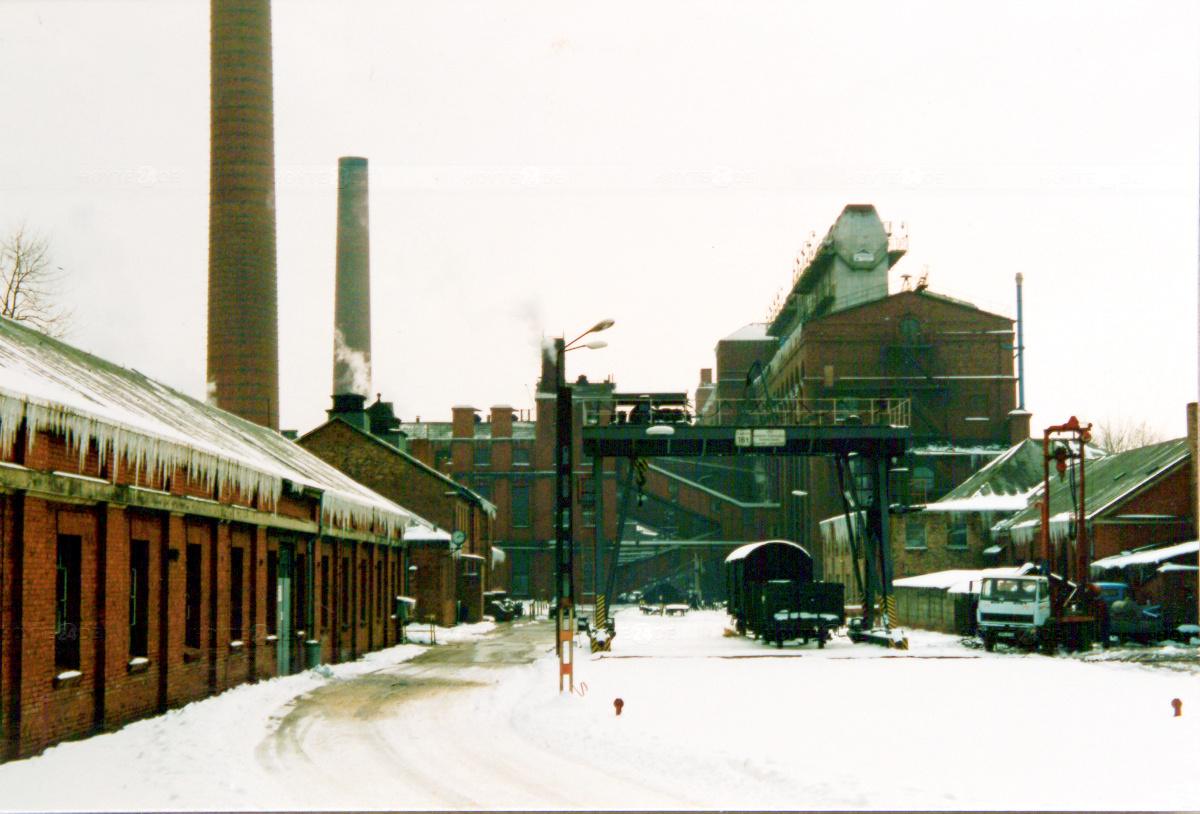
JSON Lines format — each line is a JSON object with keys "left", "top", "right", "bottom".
{"left": 937, "top": 438, "right": 1045, "bottom": 503}
{"left": 996, "top": 438, "right": 1190, "bottom": 544}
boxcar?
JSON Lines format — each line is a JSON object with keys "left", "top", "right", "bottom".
{"left": 725, "top": 539, "right": 844, "bottom": 647}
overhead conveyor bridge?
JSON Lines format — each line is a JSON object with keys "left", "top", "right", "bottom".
{"left": 580, "top": 395, "right": 912, "bottom": 629}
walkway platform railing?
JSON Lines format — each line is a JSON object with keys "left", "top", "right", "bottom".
{"left": 696, "top": 397, "right": 910, "bottom": 429}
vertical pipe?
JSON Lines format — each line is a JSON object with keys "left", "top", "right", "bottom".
{"left": 1015, "top": 272, "right": 1026, "bottom": 411}
{"left": 208, "top": 0, "right": 279, "bottom": 429}
{"left": 333, "top": 157, "right": 371, "bottom": 397}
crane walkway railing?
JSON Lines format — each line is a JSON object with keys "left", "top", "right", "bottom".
{"left": 696, "top": 397, "right": 910, "bottom": 429}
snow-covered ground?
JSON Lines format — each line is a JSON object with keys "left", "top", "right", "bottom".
{"left": 1, "top": 609, "right": 1198, "bottom": 811}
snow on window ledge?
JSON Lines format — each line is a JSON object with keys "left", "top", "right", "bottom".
{"left": 54, "top": 670, "right": 83, "bottom": 688}
{"left": 127, "top": 657, "right": 150, "bottom": 674}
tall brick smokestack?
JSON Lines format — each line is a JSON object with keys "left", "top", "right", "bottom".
{"left": 207, "top": 0, "right": 279, "bottom": 429}
{"left": 333, "top": 157, "right": 371, "bottom": 397}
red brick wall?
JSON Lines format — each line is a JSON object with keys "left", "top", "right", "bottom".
{"left": 0, "top": 417, "right": 412, "bottom": 760}
{"left": 1090, "top": 463, "right": 1195, "bottom": 560}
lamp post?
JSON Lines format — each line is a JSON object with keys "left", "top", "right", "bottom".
{"left": 550, "top": 318, "right": 613, "bottom": 692}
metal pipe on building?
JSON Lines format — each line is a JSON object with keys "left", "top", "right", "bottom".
{"left": 1015, "top": 272, "right": 1026, "bottom": 411}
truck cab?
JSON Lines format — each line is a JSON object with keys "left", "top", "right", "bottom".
{"left": 977, "top": 575, "right": 1051, "bottom": 651}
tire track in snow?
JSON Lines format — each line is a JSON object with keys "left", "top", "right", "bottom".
{"left": 255, "top": 621, "right": 693, "bottom": 810}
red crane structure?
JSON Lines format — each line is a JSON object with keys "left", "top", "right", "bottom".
{"left": 1038, "top": 416, "right": 1100, "bottom": 652}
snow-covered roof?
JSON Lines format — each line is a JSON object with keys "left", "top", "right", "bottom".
{"left": 926, "top": 438, "right": 1045, "bottom": 512}
{"left": 724, "top": 539, "right": 809, "bottom": 563}
{"left": 405, "top": 526, "right": 452, "bottom": 542}
{"left": 1091, "top": 540, "right": 1199, "bottom": 570}
{"left": 0, "top": 316, "right": 429, "bottom": 537}
{"left": 893, "top": 563, "right": 1035, "bottom": 594}
{"left": 921, "top": 492, "right": 1038, "bottom": 513}
{"left": 996, "top": 438, "right": 1190, "bottom": 547}
{"left": 720, "top": 323, "right": 771, "bottom": 342}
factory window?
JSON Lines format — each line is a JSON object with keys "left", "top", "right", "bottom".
{"left": 55, "top": 535, "right": 82, "bottom": 670}
{"left": 580, "top": 479, "right": 596, "bottom": 527}
{"left": 294, "top": 553, "right": 308, "bottom": 638}
{"left": 186, "top": 543, "right": 204, "bottom": 647}
{"left": 377, "top": 560, "right": 384, "bottom": 619}
{"left": 230, "top": 546, "right": 244, "bottom": 641}
{"left": 265, "top": 551, "right": 278, "bottom": 637}
{"left": 512, "top": 445, "right": 531, "bottom": 467}
{"left": 340, "top": 557, "right": 350, "bottom": 628}
{"left": 474, "top": 442, "right": 490, "bottom": 468}
{"left": 948, "top": 516, "right": 969, "bottom": 550}
{"left": 910, "top": 467, "right": 935, "bottom": 504}
{"left": 320, "top": 556, "right": 330, "bottom": 630}
{"left": 360, "top": 562, "right": 368, "bottom": 623}
{"left": 129, "top": 539, "right": 150, "bottom": 658}
{"left": 905, "top": 520, "right": 927, "bottom": 551}
{"left": 512, "top": 481, "right": 531, "bottom": 528}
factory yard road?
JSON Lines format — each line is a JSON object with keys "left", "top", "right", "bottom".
{"left": 254, "top": 618, "right": 693, "bottom": 811}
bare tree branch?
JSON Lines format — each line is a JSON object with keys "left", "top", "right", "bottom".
{"left": 0, "top": 221, "right": 74, "bottom": 337}
{"left": 1091, "top": 415, "right": 1164, "bottom": 454}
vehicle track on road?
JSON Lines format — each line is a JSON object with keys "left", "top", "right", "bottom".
{"left": 254, "top": 620, "right": 693, "bottom": 810}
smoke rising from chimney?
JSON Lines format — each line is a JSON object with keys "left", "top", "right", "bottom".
{"left": 333, "top": 327, "right": 371, "bottom": 398}
{"left": 333, "top": 156, "right": 371, "bottom": 397}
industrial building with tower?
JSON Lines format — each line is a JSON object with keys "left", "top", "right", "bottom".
{"left": 2, "top": 0, "right": 1196, "bottom": 764}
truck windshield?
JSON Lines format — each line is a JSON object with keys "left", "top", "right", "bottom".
{"left": 981, "top": 578, "right": 1039, "bottom": 603}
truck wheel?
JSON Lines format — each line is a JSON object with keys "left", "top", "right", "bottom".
{"left": 983, "top": 632, "right": 996, "bottom": 652}
{"left": 1039, "top": 625, "right": 1056, "bottom": 656}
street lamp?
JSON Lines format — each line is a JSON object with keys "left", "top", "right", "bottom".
{"left": 549, "top": 318, "right": 613, "bottom": 692}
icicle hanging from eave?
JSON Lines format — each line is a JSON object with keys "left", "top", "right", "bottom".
{"left": 818, "top": 512, "right": 865, "bottom": 547}
{"left": 0, "top": 391, "right": 413, "bottom": 536}
{"left": 1008, "top": 513, "right": 1073, "bottom": 547}
{"left": 0, "top": 393, "right": 284, "bottom": 512}
{"left": 319, "top": 489, "right": 411, "bottom": 540}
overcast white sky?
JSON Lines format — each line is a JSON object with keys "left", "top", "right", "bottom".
{"left": 2, "top": 0, "right": 1198, "bottom": 439}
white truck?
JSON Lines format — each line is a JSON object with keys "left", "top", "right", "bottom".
{"left": 977, "top": 573, "right": 1100, "bottom": 653}
{"left": 977, "top": 575, "right": 1051, "bottom": 652}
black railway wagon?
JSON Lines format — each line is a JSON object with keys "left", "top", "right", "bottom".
{"left": 725, "top": 539, "right": 844, "bottom": 647}
{"left": 725, "top": 540, "right": 814, "bottom": 635}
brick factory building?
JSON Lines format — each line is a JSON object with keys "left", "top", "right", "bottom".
{"left": 695, "top": 204, "right": 1029, "bottom": 575}
{"left": 297, "top": 397, "right": 497, "bottom": 626}
{"left": 0, "top": 317, "right": 432, "bottom": 760}
{"left": 400, "top": 393, "right": 612, "bottom": 602}
{"left": 397, "top": 378, "right": 777, "bottom": 603}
